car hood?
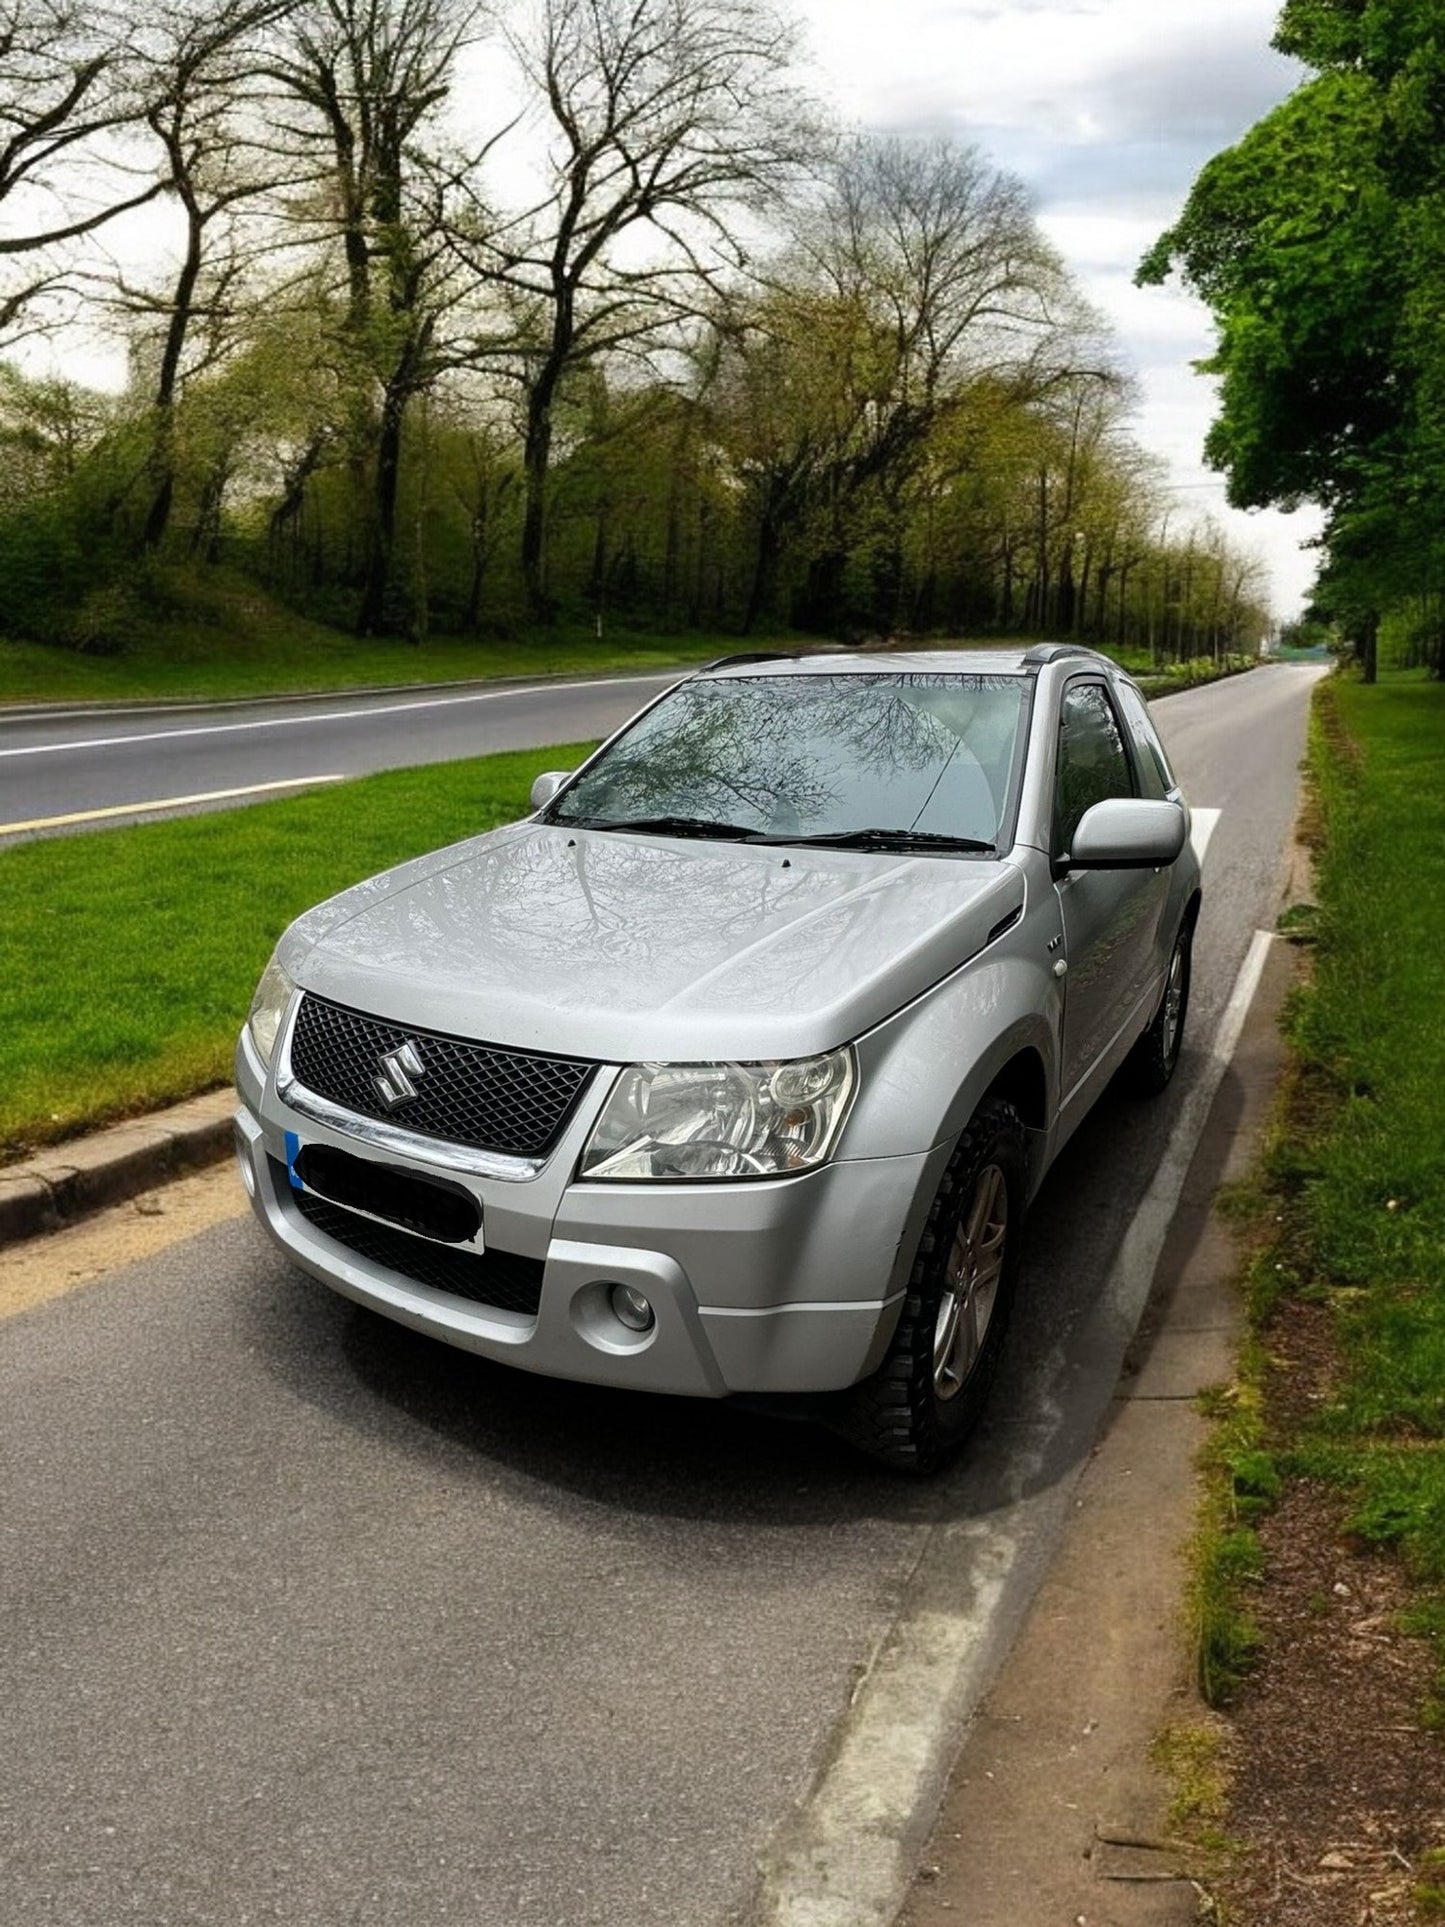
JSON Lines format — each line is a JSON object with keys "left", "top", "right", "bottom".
{"left": 281, "top": 822, "right": 1026, "bottom": 1062}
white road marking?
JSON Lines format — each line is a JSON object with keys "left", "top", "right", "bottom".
{"left": 754, "top": 927, "right": 1279, "bottom": 1927}
{"left": 0, "top": 773, "right": 348, "bottom": 836}
{"left": 0, "top": 672, "right": 676, "bottom": 761}
{"left": 1103, "top": 925, "right": 1274, "bottom": 1326}
{"left": 1191, "top": 805, "right": 1222, "bottom": 864}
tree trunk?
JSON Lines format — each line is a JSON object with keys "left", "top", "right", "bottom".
{"left": 521, "top": 367, "right": 560, "bottom": 622}
{"left": 1360, "top": 613, "right": 1379, "bottom": 684}
{"left": 189, "top": 457, "right": 230, "bottom": 562}
{"left": 141, "top": 210, "right": 202, "bottom": 552}
{"left": 743, "top": 510, "right": 781, "bottom": 634}
{"left": 587, "top": 499, "right": 609, "bottom": 608}
{"left": 464, "top": 497, "right": 489, "bottom": 633}
{"left": 357, "top": 381, "right": 406, "bottom": 636}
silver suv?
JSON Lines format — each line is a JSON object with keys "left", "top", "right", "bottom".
{"left": 235, "top": 646, "right": 1199, "bottom": 1469}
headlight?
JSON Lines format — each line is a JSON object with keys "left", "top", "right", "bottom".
{"left": 580, "top": 1049, "right": 856, "bottom": 1181}
{"left": 246, "top": 955, "right": 295, "bottom": 1068}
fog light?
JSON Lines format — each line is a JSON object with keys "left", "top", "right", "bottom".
{"left": 233, "top": 1123, "right": 256, "bottom": 1198}
{"left": 609, "top": 1283, "right": 655, "bottom": 1332}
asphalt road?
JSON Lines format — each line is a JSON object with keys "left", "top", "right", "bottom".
{"left": 0, "top": 665, "right": 1324, "bottom": 1927}
{"left": 0, "top": 671, "right": 683, "bottom": 841}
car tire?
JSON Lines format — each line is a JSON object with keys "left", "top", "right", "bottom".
{"left": 1124, "top": 919, "right": 1193, "bottom": 1097}
{"left": 841, "top": 1097, "right": 1027, "bottom": 1474}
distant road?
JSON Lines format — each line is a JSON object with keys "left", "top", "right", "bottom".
{"left": 0, "top": 671, "right": 684, "bottom": 844}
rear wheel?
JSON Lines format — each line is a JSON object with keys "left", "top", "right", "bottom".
{"left": 842, "top": 1098, "right": 1027, "bottom": 1473}
{"left": 1125, "top": 919, "right": 1193, "bottom": 1096}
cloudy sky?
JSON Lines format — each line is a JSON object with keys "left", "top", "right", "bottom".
{"left": 793, "top": 0, "right": 1325, "bottom": 620}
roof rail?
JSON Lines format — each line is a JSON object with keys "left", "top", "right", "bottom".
{"left": 699, "top": 651, "right": 800, "bottom": 672}
{"left": 1021, "top": 643, "right": 1113, "bottom": 667}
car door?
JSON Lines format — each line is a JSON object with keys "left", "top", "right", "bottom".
{"left": 1052, "top": 678, "right": 1171, "bottom": 1109}
{"left": 1112, "top": 677, "right": 1188, "bottom": 985}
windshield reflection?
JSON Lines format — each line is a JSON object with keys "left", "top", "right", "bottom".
{"left": 550, "top": 674, "right": 1027, "bottom": 849}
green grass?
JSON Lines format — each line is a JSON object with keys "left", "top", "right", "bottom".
{"left": 1187, "top": 1376, "right": 1272, "bottom": 1705}
{"left": 0, "top": 623, "right": 749, "bottom": 707}
{"left": 1284, "top": 672, "right": 1445, "bottom": 1583}
{"left": 0, "top": 571, "right": 1254, "bottom": 706}
{"left": 1176, "top": 669, "right": 1445, "bottom": 1729}
{"left": 1151, "top": 1719, "right": 1233, "bottom": 1854}
{"left": 1180, "top": 669, "right": 1445, "bottom": 1736}
{"left": 0, "top": 741, "right": 594, "bottom": 1162}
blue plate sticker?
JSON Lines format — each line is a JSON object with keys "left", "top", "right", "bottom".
{"left": 284, "top": 1130, "right": 303, "bottom": 1191}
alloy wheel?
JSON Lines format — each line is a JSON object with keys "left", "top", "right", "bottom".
{"left": 933, "top": 1162, "right": 1009, "bottom": 1401}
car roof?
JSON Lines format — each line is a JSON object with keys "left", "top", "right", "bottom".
{"left": 695, "top": 645, "right": 1117, "bottom": 680}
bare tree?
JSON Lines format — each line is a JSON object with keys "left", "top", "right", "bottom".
{"left": 266, "top": 0, "right": 489, "bottom": 633}
{"left": 113, "top": 0, "right": 300, "bottom": 549}
{"left": 0, "top": 2, "right": 167, "bottom": 333}
{"left": 453, "top": 0, "right": 818, "bottom": 618}
{"left": 786, "top": 137, "right": 1105, "bottom": 632}
{"left": 708, "top": 137, "right": 1113, "bottom": 634}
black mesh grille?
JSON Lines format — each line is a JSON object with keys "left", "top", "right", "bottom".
{"left": 287, "top": 1175, "right": 544, "bottom": 1317}
{"left": 288, "top": 995, "right": 594, "bottom": 1157}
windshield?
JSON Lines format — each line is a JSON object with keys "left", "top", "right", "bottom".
{"left": 548, "top": 673, "right": 1029, "bottom": 850}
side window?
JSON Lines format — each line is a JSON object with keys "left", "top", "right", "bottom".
{"left": 1115, "top": 683, "right": 1177, "bottom": 800}
{"left": 1054, "top": 682, "right": 1135, "bottom": 857}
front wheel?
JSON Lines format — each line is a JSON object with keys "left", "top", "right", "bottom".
{"left": 841, "top": 1098, "right": 1027, "bottom": 1473}
{"left": 1124, "top": 919, "right": 1193, "bottom": 1097}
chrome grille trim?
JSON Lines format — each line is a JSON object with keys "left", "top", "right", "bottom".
{"left": 276, "top": 1069, "right": 546, "bottom": 1181}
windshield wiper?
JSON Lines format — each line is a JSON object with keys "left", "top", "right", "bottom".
{"left": 551, "top": 812, "right": 760, "bottom": 841}
{"left": 750, "top": 827, "right": 997, "bottom": 854}
{"left": 550, "top": 815, "right": 996, "bottom": 854}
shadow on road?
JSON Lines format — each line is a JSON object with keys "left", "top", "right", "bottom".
{"left": 239, "top": 1048, "right": 1204, "bottom": 1534}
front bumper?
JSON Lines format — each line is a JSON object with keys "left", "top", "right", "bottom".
{"left": 235, "top": 1025, "right": 948, "bottom": 1399}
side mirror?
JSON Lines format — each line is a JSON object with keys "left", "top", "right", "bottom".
{"left": 1066, "top": 798, "right": 1186, "bottom": 870}
{"left": 530, "top": 770, "right": 570, "bottom": 811}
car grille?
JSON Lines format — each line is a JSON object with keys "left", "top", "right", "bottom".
{"left": 288, "top": 1177, "right": 544, "bottom": 1318}
{"left": 287, "top": 994, "right": 595, "bottom": 1157}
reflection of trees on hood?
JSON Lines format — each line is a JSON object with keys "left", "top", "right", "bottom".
{"left": 565, "top": 676, "right": 1023, "bottom": 831}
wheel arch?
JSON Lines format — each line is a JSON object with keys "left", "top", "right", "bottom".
{"left": 980, "top": 1044, "right": 1048, "bottom": 1135}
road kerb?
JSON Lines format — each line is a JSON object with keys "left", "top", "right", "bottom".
{"left": 749, "top": 932, "right": 1286, "bottom": 1927}
{"left": 898, "top": 935, "right": 1299, "bottom": 1927}
{"left": 0, "top": 1090, "right": 234, "bottom": 1247}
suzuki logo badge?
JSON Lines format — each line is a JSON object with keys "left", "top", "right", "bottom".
{"left": 375, "top": 1039, "right": 426, "bottom": 1110}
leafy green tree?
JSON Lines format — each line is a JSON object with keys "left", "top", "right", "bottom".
{"left": 1140, "top": 0, "right": 1445, "bottom": 678}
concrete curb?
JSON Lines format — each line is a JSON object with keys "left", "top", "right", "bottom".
{"left": 0, "top": 1090, "right": 234, "bottom": 1246}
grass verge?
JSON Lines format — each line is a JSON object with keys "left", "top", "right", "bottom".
{"left": 0, "top": 621, "right": 748, "bottom": 707}
{"left": 1277, "top": 673, "right": 1445, "bottom": 1598}
{"left": 1188, "top": 671, "right": 1445, "bottom": 1702}
{"left": 0, "top": 741, "right": 593, "bottom": 1163}
{"left": 1167, "top": 667, "right": 1445, "bottom": 1904}
{"left": 0, "top": 572, "right": 1256, "bottom": 707}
